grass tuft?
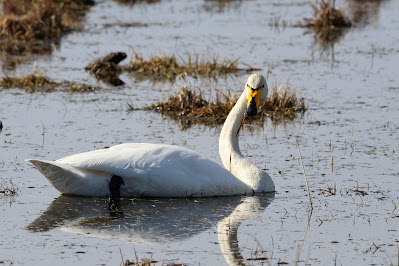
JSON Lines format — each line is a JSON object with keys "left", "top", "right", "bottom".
{"left": 137, "top": 82, "right": 306, "bottom": 128}
{"left": 126, "top": 52, "right": 256, "bottom": 81}
{"left": 305, "top": 0, "right": 352, "bottom": 29}
{"left": 0, "top": 74, "right": 58, "bottom": 92}
{"left": 0, "top": 0, "right": 66, "bottom": 41}
{"left": 300, "top": 0, "right": 352, "bottom": 45}
{"left": 0, "top": 0, "right": 94, "bottom": 55}
{"left": 0, "top": 74, "right": 102, "bottom": 93}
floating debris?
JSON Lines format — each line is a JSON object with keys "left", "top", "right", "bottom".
{"left": 0, "top": 120, "right": 2, "bottom": 133}
{"left": 135, "top": 83, "right": 306, "bottom": 129}
{"left": 85, "top": 52, "right": 127, "bottom": 86}
{"left": 126, "top": 52, "right": 257, "bottom": 81}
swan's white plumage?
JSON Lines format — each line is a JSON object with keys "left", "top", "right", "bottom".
{"left": 28, "top": 74, "right": 275, "bottom": 197}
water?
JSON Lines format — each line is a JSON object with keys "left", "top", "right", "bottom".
{"left": 1, "top": 0, "right": 398, "bottom": 265}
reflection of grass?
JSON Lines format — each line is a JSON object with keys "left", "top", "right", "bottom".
{"left": 0, "top": 74, "right": 102, "bottom": 93}
{"left": 134, "top": 83, "right": 306, "bottom": 129}
{"left": 126, "top": 52, "right": 256, "bottom": 81}
{"left": 300, "top": 0, "right": 352, "bottom": 50}
{"left": 203, "top": 0, "right": 242, "bottom": 12}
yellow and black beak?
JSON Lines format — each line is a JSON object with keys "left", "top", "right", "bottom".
{"left": 246, "top": 84, "right": 263, "bottom": 116}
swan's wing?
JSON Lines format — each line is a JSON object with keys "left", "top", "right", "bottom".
{"left": 27, "top": 159, "right": 110, "bottom": 196}
{"left": 56, "top": 143, "right": 251, "bottom": 197}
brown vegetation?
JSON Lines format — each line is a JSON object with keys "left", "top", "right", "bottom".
{"left": 114, "top": 0, "right": 160, "bottom": 4}
{"left": 304, "top": 0, "right": 352, "bottom": 30}
{"left": 0, "top": 74, "right": 102, "bottom": 93}
{"left": 300, "top": 0, "right": 352, "bottom": 49}
{"left": 126, "top": 52, "right": 256, "bottom": 81}
{"left": 0, "top": 1, "right": 65, "bottom": 41}
{"left": 136, "top": 83, "right": 306, "bottom": 129}
{"left": 0, "top": 0, "right": 94, "bottom": 55}
{"left": 0, "top": 74, "right": 59, "bottom": 92}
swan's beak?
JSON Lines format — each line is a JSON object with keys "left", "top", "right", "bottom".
{"left": 246, "top": 86, "right": 262, "bottom": 116}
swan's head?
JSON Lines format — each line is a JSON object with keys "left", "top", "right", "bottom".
{"left": 245, "top": 74, "right": 268, "bottom": 116}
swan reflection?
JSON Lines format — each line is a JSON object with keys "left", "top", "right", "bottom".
{"left": 27, "top": 194, "right": 274, "bottom": 263}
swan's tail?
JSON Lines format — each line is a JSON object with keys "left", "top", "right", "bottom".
{"left": 26, "top": 159, "right": 111, "bottom": 196}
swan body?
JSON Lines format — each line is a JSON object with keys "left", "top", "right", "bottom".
{"left": 28, "top": 74, "right": 275, "bottom": 197}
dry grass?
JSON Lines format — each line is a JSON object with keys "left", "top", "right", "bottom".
{"left": 126, "top": 52, "right": 256, "bottom": 81}
{"left": 0, "top": 74, "right": 102, "bottom": 93}
{"left": 0, "top": 0, "right": 94, "bottom": 55}
{"left": 0, "top": 0, "right": 65, "bottom": 41}
{"left": 114, "top": 0, "right": 160, "bottom": 4}
{"left": 137, "top": 82, "right": 306, "bottom": 128}
{"left": 300, "top": 0, "right": 352, "bottom": 48}
{"left": 0, "top": 74, "right": 59, "bottom": 92}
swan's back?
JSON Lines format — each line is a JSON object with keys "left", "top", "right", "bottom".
{"left": 32, "top": 143, "right": 252, "bottom": 197}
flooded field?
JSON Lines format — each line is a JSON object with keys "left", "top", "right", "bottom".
{"left": 1, "top": 0, "right": 399, "bottom": 265}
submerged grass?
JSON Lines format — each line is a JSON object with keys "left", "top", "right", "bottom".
{"left": 137, "top": 82, "right": 306, "bottom": 128}
{"left": 203, "top": 0, "right": 243, "bottom": 13}
{"left": 126, "top": 52, "right": 256, "bottom": 81}
{"left": 0, "top": 74, "right": 102, "bottom": 93}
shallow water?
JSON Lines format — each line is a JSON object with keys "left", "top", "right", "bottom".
{"left": 1, "top": 0, "right": 399, "bottom": 265}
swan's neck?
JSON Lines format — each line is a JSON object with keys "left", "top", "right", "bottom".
{"left": 219, "top": 90, "right": 275, "bottom": 192}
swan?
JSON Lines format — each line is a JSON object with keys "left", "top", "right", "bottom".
{"left": 27, "top": 74, "right": 275, "bottom": 197}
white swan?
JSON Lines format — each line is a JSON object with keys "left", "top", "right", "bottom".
{"left": 27, "top": 74, "right": 275, "bottom": 197}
